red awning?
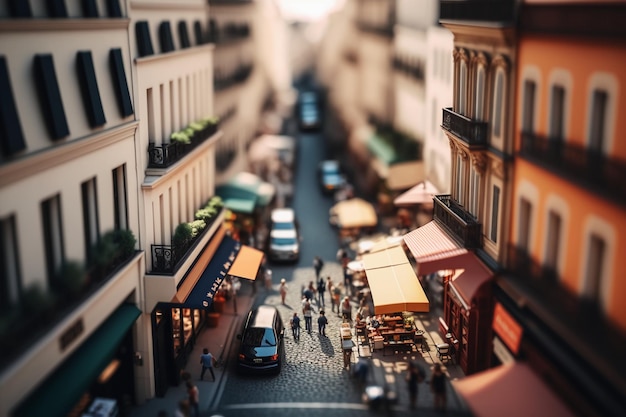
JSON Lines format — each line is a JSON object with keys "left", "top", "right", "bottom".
{"left": 449, "top": 253, "right": 493, "bottom": 306}
{"left": 402, "top": 220, "right": 468, "bottom": 275}
{"left": 453, "top": 363, "right": 575, "bottom": 417}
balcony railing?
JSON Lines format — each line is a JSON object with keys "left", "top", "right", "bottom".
{"left": 214, "top": 63, "right": 253, "bottom": 91}
{"left": 433, "top": 194, "right": 482, "bottom": 248}
{"left": 147, "top": 124, "right": 218, "bottom": 169}
{"left": 520, "top": 132, "right": 626, "bottom": 206}
{"left": 440, "top": 0, "right": 517, "bottom": 24}
{"left": 442, "top": 108, "right": 488, "bottom": 148}
{"left": 151, "top": 206, "right": 223, "bottom": 274}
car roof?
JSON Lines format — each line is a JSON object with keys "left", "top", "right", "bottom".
{"left": 271, "top": 208, "right": 295, "bottom": 223}
{"left": 250, "top": 305, "right": 278, "bottom": 328}
{"left": 320, "top": 160, "right": 340, "bottom": 170}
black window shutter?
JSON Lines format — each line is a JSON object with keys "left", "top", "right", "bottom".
{"left": 135, "top": 21, "right": 154, "bottom": 57}
{"left": 47, "top": 0, "right": 68, "bottom": 18}
{"left": 109, "top": 48, "right": 134, "bottom": 117}
{"left": 193, "top": 20, "right": 204, "bottom": 45}
{"left": 0, "top": 56, "right": 26, "bottom": 156}
{"left": 178, "top": 21, "right": 191, "bottom": 49}
{"left": 106, "top": 0, "right": 122, "bottom": 17}
{"left": 81, "top": 0, "right": 99, "bottom": 17}
{"left": 159, "top": 21, "right": 175, "bottom": 53}
{"left": 76, "top": 51, "right": 106, "bottom": 127}
{"left": 8, "top": 0, "right": 32, "bottom": 17}
{"left": 33, "top": 54, "right": 69, "bottom": 140}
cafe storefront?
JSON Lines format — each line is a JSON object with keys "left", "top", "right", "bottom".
{"left": 151, "top": 227, "right": 264, "bottom": 395}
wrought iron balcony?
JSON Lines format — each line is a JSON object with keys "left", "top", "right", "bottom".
{"left": 442, "top": 108, "right": 488, "bottom": 148}
{"left": 440, "top": 0, "right": 517, "bottom": 24}
{"left": 214, "top": 63, "right": 253, "bottom": 92}
{"left": 520, "top": 132, "right": 626, "bottom": 206}
{"left": 433, "top": 194, "right": 482, "bottom": 248}
{"left": 147, "top": 124, "right": 217, "bottom": 169}
{"left": 151, "top": 206, "right": 223, "bottom": 274}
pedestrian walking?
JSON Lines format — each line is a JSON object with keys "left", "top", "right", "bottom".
{"left": 302, "top": 297, "right": 314, "bottom": 333}
{"left": 313, "top": 255, "right": 324, "bottom": 278}
{"left": 279, "top": 278, "right": 288, "bottom": 305}
{"left": 304, "top": 281, "right": 316, "bottom": 302}
{"left": 326, "top": 276, "right": 333, "bottom": 304}
{"left": 317, "top": 276, "right": 326, "bottom": 307}
{"left": 186, "top": 380, "right": 200, "bottom": 417}
{"left": 406, "top": 360, "right": 425, "bottom": 409}
{"left": 431, "top": 363, "right": 447, "bottom": 412}
{"left": 317, "top": 310, "right": 328, "bottom": 336}
{"left": 332, "top": 283, "right": 342, "bottom": 314}
{"left": 341, "top": 296, "right": 352, "bottom": 322}
{"left": 200, "top": 348, "right": 216, "bottom": 381}
{"left": 290, "top": 312, "right": 301, "bottom": 341}
{"left": 264, "top": 267, "right": 273, "bottom": 290}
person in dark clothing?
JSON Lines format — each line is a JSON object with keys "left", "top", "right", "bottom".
{"left": 317, "top": 276, "right": 326, "bottom": 307}
{"left": 406, "top": 360, "right": 425, "bottom": 409}
{"left": 431, "top": 363, "right": 447, "bottom": 412}
{"left": 200, "top": 348, "right": 216, "bottom": 381}
{"left": 290, "top": 312, "right": 301, "bottom": 341}
{"left": 313, "top": 256, "right": 324, "bottom": 278}
{"left": 317, "top": 310, "right": 328, "bottom": 336}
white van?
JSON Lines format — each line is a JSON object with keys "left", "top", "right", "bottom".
{"left": 267, "top": 208, "right": 300, "bottom": 262}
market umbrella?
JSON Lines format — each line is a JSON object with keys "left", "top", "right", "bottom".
{"left": 393, "top": 180, "right": 440, "bottom": 207}
{"left": 329, "top": 198, "right": 378, "bottom": 229}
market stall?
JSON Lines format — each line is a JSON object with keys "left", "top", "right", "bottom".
{"left": 329, "top": 197, "right": 378, "bottom": 239}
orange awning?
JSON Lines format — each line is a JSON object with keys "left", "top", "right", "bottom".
{"left": 448, "top": 253, "right": 493, "bottom": 306}
{"left": 228, "top": 245, "right": 265, "bottom": 280}
{"left": 453, "top": 363, "right": 575, "bottom": 417}
{"left": 330, "top": 197, "right": 378, "bottom": 229}
{"left": 403, "top": 220, "right": 468, "bottom": 275}
{"left": 362, "top": 246, "right": 429, "bottom": 314}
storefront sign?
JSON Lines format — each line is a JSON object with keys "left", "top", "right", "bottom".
{"left": 201, "top": 247, "right": 238, "bottom": 308}
{"left": 492, "top": 302, "right": 522, "bottom": 355}
{"left": 59, "top": 318, "right": 84, "bottom": 351}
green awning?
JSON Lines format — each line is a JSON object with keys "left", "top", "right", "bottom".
{"left": 367, "top": 133, "right": 398, "bottom": 166}
{"left": 216, "top": 171, "right": 276, "bottom": 211}
{"left": 221, "top": 197, "right": 256, "bottom": 214}
{"left": 14, "top": 303, "right": 141, "bottom": 417}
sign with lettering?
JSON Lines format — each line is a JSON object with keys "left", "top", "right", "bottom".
{"left": 492, "top": 302, "right": 523, "bottom": 355}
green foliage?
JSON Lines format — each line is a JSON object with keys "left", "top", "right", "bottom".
{"left": 195, "top": 207, "right": 218, "bottom": 223}
{"left": 189, "top": 220, "right": 206, "bottom": 239}
{"left": 91, "top": 231, "right": 118, "bottom": 272}
{"left": 170, "top": 130, "right": 191, "bottom": 144}
{"left": 207, "top": 195, "right": 224, "bottom": 210}
{"left": 173, "top": 222, "right": 193, "bottom": 256}
{"left": 21, "top": 283, "right": 55, "bottom": 315}
{"left": 57, "top": 261, "right": 86, "bottom": 297}
{"left": 115, "top": 229, "right": 137, "bottom": 259}
{"left": 189, "top": 121, "right": 204, "bottom": 132}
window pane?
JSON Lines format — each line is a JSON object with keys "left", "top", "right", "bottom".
{"left": 550, "top": 86, "right": 565, "bottom": 141}
{"left": 585, "top": 234, "right": 605, "bottom": 302}
{"left": 490, "top": 185, "right": 500, "bottom": 242}
{"left": 493, "top": 72, "right": 503, "bottom": 137}
{"left": 518, "top": 198, "right": 532, "bottom": 251}
{"left": 589, "top": 89, "right": 607, "bottom": 153}
{"left": 522, "top": 80, "right": 536, "bottom": 133}
{"left": 545, "top": 210, "right": 561, "bottom": 271}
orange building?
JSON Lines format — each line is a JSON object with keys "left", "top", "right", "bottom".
{"left": 491, "top": 1, "right": 626, "bottom": 416}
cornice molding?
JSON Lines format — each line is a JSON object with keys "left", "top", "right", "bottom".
{"left": 130, "top": 1, "right": 207, "bottom": 11}
{"left": 0, "top": 122, "right": 138, "bottom": 187}
{"left": 134, "top": 43, "right": 214, "bottom": 65}
{"left": 0, "top": 18, "right": 129, "bottom": 32}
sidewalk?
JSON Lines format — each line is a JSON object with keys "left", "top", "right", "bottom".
{"left": 129, "top": 283, "right": 256, "bottom": 417}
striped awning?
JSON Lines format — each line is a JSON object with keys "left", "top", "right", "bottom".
{"left": 403, "top": 220, "right": 469, "bottom": 275}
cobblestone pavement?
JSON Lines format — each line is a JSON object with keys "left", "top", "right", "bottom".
{"left": 212, "top": 261, "right": 471, "bottom": 417}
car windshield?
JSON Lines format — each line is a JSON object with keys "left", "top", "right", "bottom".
{"left": 243, "top": 327, "right": 276, "bottom": 347}
{"left": 271, "top": 236, "right": 297, "bottom": 246}
{"left": 272, "top": 221, "right": 294, "bottom": 230}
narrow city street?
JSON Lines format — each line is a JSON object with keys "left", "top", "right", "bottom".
{"left": 209, "top": 112, "right": 470, "bottom": 417}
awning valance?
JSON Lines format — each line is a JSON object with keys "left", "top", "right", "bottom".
{"left": 216, "top": 171, "right": 275, "bottom": 212}
{"left": 14, "top": 304, "right": 141, "bottom": 417}
{"left": 173, "top": 233, "right": 265, "bottom": 308}
{"left": 453, "top": 363, "right": 575, "bottom": 417}
{"left": 362, "top": 245, "right": 429, "bottom": 314}
{"left": 403, "top": 220, "right": 469, "bottom": 275}
{"left": 449, "top": 253, "right": 493, "bottom": 306}
{"left": 329, "top": 198, "right": 378, "bottom": 229}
